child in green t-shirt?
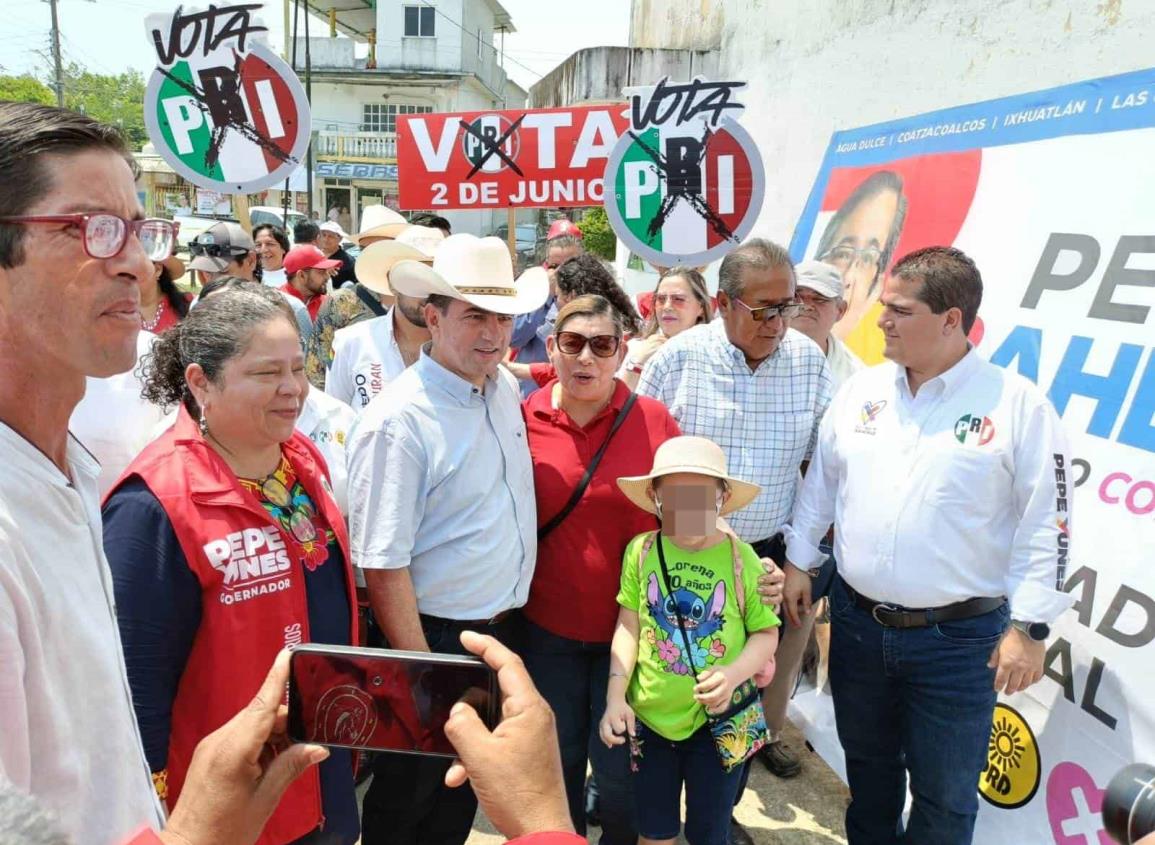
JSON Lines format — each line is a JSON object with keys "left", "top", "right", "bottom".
{"left": 599, "top": 436, "right": 780, "bottom": 845}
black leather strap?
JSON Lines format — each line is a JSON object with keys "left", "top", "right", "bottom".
{"left": 537, "top": 392, "right": 638, "bottom": 542}
{"left": 842, "top": 579, "right": 1006, "bottom": 628}
{"left": 355, "top": 283, "right": 388, "bottom": 317}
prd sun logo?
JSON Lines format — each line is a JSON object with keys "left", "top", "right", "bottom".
{"left": 980, "top": 703, "right": 1042, "bottom": 809}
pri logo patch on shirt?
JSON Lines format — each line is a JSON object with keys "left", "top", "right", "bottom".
{"left": 955, "top": 413, "right": 996, "bottom": 446}
{"left": 855, "top": 399, "right": 887, "bottom": 435}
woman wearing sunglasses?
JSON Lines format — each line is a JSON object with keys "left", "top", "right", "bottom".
{"left": 101, "top": 284, "right": 361, "bottom": 845}
{"left": 619, "top": 268, "right": 713, "bottom": 391}
{"left": 521, "top": 294, "right": 682, "bottom": 844}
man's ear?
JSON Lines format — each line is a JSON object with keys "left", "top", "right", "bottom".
{"left": 836, "top": 299, "right": 849, "bottom": 320}
{"left": 943, "top": 306, "right": 964, "bottom": 335}
{"left": 715, "top": 290, "right": 731, "bottom": 315}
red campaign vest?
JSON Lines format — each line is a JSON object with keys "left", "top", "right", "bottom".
{"left": 110, "top": 406, "right": 359, "bottom": 845}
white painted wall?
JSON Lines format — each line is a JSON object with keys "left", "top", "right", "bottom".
{"left": 373, "top": 0, "right": 466, "bottom": 72}
{"left": 634, "top": 0, "right": 1154, "bottom": 246}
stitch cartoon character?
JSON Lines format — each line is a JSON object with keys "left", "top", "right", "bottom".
{"left": 647, "top": 572, "right": 726, "bottom": 674}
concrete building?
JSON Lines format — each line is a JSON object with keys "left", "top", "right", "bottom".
{"left": 280, "top": 0, "right": 528, "bottom": 235}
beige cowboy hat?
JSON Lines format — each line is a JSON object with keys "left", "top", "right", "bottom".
{"left": 389, "top": 233, "right": 549, "bottom": 316}
{"left": 355, "top": 204, "right": 409, "bottom": 245}
{"left": 355, "top": 225, "right": 447, "bottom": 297}
{"left": 617, "top": 436, "right": 761, "bottom": 517}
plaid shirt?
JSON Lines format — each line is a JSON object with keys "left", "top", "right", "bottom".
{"left": 637, "top": 321, "right": 833, "bottom": 542}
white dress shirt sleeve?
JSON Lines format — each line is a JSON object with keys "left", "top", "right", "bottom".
{"left": 784, "top": 388, "right": 841, "bottom": 570}
{"left": 347, "top": 416, "right": 427, "bottom": 571}
{"left": 325, "top": 333, "right": 353, "bottom": 405}
{"left": 1005, "top": 395, "right": 1077, "bottom": 623}
{"left": 0, "top": 580, "right": 31, "bottom": 788}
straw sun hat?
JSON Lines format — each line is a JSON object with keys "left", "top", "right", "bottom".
{"left": 616, "top": 436, "right": 761, "bottom": 516}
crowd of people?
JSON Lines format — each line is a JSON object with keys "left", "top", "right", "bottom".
{"left": 0, "top": 100, "right": 1077, "bottom": 845}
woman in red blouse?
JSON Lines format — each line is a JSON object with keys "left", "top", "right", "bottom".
{"left": 140, "top": 254, "right": 192, "bottom": 334}
{"left": 522, "top": 294, "right": 681, "bottom": 844}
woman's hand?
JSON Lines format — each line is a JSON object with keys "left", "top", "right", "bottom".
{"left": 693, "top": 666, "right": 738, "bottom": 714}
{"left": 632, "top": 333, "right": 667, "bottom": 365}
{"left": 599, "top": 695, "right": 637, "bottom": 748}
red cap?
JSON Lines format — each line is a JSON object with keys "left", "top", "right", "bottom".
{"left": 546, "top": 219, "right": 582, "bottom": 241}
{"left": 284, "top": 245, "right": 341, "bottom": 275}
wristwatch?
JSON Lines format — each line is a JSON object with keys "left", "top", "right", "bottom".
{"left": 1011, "top": 619, "right": 1050, "bottom": 641}
{"left": 624, "top": 359, "right": 645, "bottom": 375}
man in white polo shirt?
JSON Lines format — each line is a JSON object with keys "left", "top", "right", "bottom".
{"left": 347, "top": 233, "right": 546, "bottom": 845}
{"left": 325, "top": 225, "right": 444, "bottom": 411}
{"left": 784, "top": 246, "right": 1073, "bottom": 845}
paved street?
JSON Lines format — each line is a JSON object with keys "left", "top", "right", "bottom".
{"left": 464, "top": 721, "right": 849, "bottom": 844}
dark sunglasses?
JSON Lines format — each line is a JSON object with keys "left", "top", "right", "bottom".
{"left": 555, "top": 331, "right": 621, "bottom": 358}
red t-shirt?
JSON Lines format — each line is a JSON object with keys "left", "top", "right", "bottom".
{"left": 523, "top": 379, "right": 680, "bottom": 642}
{"left": 281, "top": 282, "right": 326, "bottom": 321}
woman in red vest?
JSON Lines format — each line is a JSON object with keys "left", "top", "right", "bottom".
{"left": 102, "top": 283, "right": 360, "bottom": 845}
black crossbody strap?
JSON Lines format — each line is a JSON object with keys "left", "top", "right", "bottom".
{"left": 537, "top": 391, "right": 638, "bottom": 542}
{"left": 655, "top": 533, "right": 702, "bottom": 683}
{"left": 355, "top": 284, "right": 388, "bottom": 317}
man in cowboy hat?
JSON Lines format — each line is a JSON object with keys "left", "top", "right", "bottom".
{"left": 304, "top": 204, "right": 412, "bottom": 389}
{"left": 325, "top": 226, "right": 445, "bottom": 411}
{"left": 346, "top": 233, "right": 547, "bottom": 845}
{"left": 509, "top": 218, "right": 584, "bottom": 397}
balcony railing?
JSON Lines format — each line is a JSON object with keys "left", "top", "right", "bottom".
{"left": 315, "top": 131, "right": 397, "bottom": 162}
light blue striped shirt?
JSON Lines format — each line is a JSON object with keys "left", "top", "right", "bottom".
{"left": 346, "top": 348, "right": 537, "bottom": 619}
{"left": 637, "top": 321, "right": 833, "bottom": 542}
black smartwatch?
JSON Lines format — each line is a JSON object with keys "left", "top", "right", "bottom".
{"left": 1011, "top": 619, "right": 1050, "bottom": 641}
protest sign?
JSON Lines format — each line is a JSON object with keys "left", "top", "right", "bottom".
{"left": 396, "top": 105, "right": 630, "bottom": 210}
{"left": 603, "top": 77, "right": 765, "bottom": 267}
{"left": 143, "top": 3, "right": 311, "bottom": 194}
{"left": 788, "top": 67, "right": 1155, "bottom": 843}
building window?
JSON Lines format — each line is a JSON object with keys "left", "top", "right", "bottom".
{"left": 403, "top": 5, "right": 435, "bottom": 37}
{"left": 362, "top": 103, "right": 433, "bottom": 133}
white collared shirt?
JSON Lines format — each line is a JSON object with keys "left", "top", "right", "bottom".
{"left": 296, "top": 387, "right": 357, "bottom": 515}
{"left": 0, "top": 423, "right": 164, "bottom": 845}
{"left": 326, "top": 308, "right": 409, "bottom": 411}
{"left": 637, "top": 321, "right": 833, "bottom": 542}
{"left": 826, "top": 334, "right": 864, "bottom": 389}
{"left": 346, "top": 349, "right": 537, "bottom": 619}
{"left": 785, "top": 350, "right": 1075, "bottom": 622}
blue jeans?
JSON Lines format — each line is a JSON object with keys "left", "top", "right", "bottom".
{"left": 521, "top": 620, "right": 636, "bottom": 845}
{"left": 633, "top": 722, "right": 744, "bottom": 845}
{"left": 828, "top": 577, "right": 1008, "bottom": 845}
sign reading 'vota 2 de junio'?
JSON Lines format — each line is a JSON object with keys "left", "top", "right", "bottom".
{"left": 604, "top": 78, "right": 765, "bottom": 268}
{"left": 143, "top": 4, "right": 311, "bottom": 194}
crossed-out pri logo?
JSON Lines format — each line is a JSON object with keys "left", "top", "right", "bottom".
{"left": 979, "top": 703, "right": 1041, "bottom": 809}
{"left": 1046, "top": 761, "right": 1111, "bottom": 844}
{"left": 855, "top": 399, "right": 887, "bottom": 435}
{"left": 955, "top": 413, "right": 996, "bottom": 446}
{"left": 461, "top": 114, "right": 521, "bottom": 174}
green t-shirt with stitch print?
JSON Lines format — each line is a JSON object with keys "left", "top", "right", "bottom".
{"left": 616, "top": 531, "right": 780, "bottom": 742}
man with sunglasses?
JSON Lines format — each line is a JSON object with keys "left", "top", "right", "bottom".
{"left": 636, "top": 238, "right": 833, "bottom": 845}
{"left": 187, "top": 221, "right": 258, "bottom": 285}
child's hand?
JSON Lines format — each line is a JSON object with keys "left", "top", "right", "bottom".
{"left": 599, "top": 698, "right": 637, "bottom": 748}
{"left": 693, "top": 667, "right": 737, "bottom": 714}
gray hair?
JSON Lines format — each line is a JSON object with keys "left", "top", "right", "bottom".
{"left": 141, "top": 282, "right": 300, "bottom": 415}
{"left": 545, "top": 234, "right": 583, "bottom": 253}
{"left": 717, "top": 238, "right": 795, "bottom": 299}
{"left": 0, "top": 782, "right": 72, "bottom": 845}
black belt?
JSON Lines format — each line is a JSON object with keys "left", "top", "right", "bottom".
{"left": 419, "top": 609, "right": 514, "bottom": 629}
{"left": 842, "top": 580, "right": 1006, "bottom": 628}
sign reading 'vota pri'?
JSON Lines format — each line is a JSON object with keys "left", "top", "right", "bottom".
{"left": 143, "top": 4, "right": 311, "bottom": 194}
{"left": 604, "top": 78, "right": 765, "bottom": 267}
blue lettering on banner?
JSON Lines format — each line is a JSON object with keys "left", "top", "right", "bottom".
{"left": 315, "top": 161, "right": 399, "bottom": 181}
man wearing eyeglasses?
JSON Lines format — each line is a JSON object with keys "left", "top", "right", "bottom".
{"left": 636, "top": 238, "right": 833, "bottom": 845}
{"left": 186, "top": 221, "right": 258, "bottom": 285}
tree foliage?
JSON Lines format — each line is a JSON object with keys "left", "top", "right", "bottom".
{"left": 578, "top": 205, "right": 618, "bottom": 261}
{"left": 0, "top": 63, "right": 147, "bottom": 150}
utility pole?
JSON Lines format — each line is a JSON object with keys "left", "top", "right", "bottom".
{"left": 49, "top": 0, "right": 65, "bottom": 106}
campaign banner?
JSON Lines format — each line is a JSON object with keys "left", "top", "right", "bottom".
{"left": 788, "top": 67, "right": 1155, "bottom": 843}
{"left": 396, "top": 105, "right": 630, "bottom": 210}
